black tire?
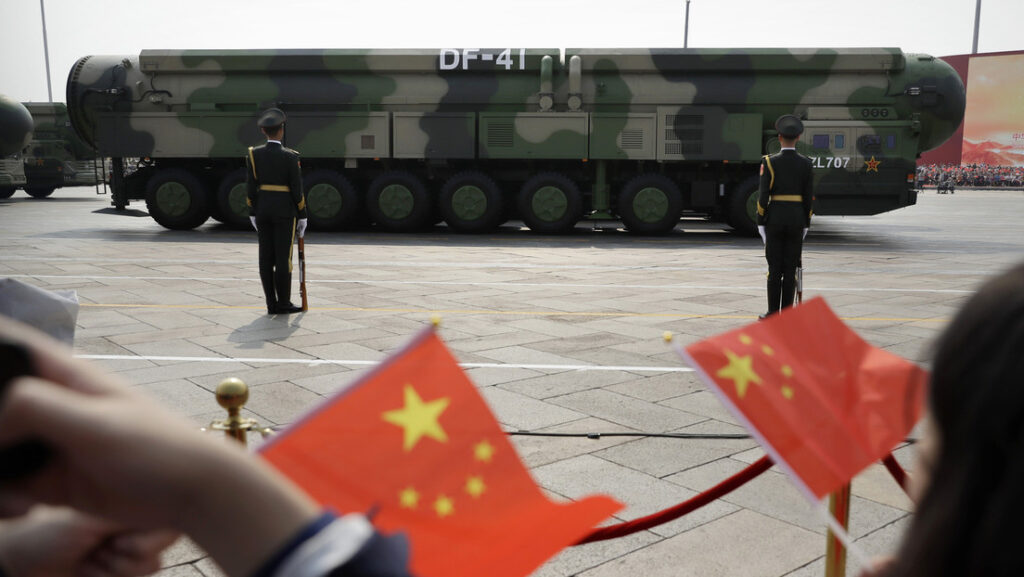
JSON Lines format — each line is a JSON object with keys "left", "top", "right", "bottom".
{"left": 517, "top": 172, "right": 583, "bottom": 234}
{"left": 366, "top": 171, "right": 431, "bottom": 232}
{"left": 305, "top": 169, "right": 361, "bottom": 230}
{"left": 215, "top": 168, "right": 250, "bottom": 228}
{"left": 0, "top": 187, "right": 16, "bottom": 199}
{"left": 24, "top": 187, "right": 55, "bottom": 199}
{"left": 728, "top": 175, "right": 760, "bottom": 237}
{"left": 145, "top": 168, "right": 210, "bottom": 230}
{"left": 439, "top": 171, "right": 505, "bottom": 233}
{"left": 617, "top": 173, "right": 682, "bottom": 235}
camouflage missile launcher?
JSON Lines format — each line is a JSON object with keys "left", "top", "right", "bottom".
{"left": 1, "top": 103, "right": 106, "bottom": 199}
{"left": 66, "top": 48, "right": 965, "bottom": 234}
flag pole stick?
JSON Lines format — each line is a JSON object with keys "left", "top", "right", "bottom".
{"left": 824, "top": 483, "right": 852, "bottom": 577}
{"left": 816, "top": 499, "right": 872, "bottom": 573}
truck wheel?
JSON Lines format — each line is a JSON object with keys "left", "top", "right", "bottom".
{"left": 517, "top": 172, "right": 583, "bottom": 234}
{"left": 617, "top": 173, "right": 682, "bottom": 235}
{"left": 305, "top": 170, "right": 360, "bottom": 231}
{"left": 439, "top": 171, "right": 505, "bottom": 233}
{"left": 24, "top": 187, "right": 55, "bottom": 198}
{"left": 145, "top": 168, "right": 209, "bottom": 230}
{"left": 366, "top": 171, "right": 430, "bottom": 232}
{"left": 0, "top": 187, "right": 15, "bottom": 199}
{"left": 728, "top": 176, "right": 760, "bottom": 237}
{"left": 215, "top": 168, "right": 251, "bottom": 229}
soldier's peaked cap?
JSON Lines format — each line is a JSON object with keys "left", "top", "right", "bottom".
{"left": 257, "top": 107, "right": 286, "bottom": 129}
{"left": 775, "top": 114, "right": 804, "bottom": 138}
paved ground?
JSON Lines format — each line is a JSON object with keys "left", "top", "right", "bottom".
{"left": 2, "top": 187, "right": 1023, "bottom": 576}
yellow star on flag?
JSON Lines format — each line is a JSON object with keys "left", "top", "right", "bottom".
{"left": 474, "top": 440, "right": 495, "bottom": 463}
{"left": 865, "top": 156, "right": 881, "bottom": 172}
{"left": 382, "top": 384, "right": 450, "bottom": 452}
{"left": 716, "top": 349, "right": 762, "bottom": 399}
{"left": 434, "top": 495, "right": 455, "bottom": 517}
{"left": 466, "top": 476, "right": 486, "bottom": 498}
{"left": 399, "top": 487, "right": 419, "bottom": 509}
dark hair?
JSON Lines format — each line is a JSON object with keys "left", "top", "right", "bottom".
{"left": 892, "top": 261, "right": 1024, "bottom": 576}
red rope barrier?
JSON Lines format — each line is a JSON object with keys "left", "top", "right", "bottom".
{"left": 882, "top": 453, "right": 909, "bottom": 493}
{"left": 575, "top": 455, "right": 773, "bottom": 545}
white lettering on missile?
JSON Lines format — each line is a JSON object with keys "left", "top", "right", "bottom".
{"left": 439, "top": 49, "right": 460, "bottom": 70}
{"left": 438, "top": 49, "right": 528, "bottom": 71}
{"left": 462, "top": 48, "right": 480, "bottom": 70}
{"left": 496, "top": 48, "right": 511, "bottom": 69}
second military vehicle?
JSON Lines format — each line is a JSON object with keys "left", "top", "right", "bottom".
{"left": 66, "top": 48, "right": 965, "bottom": 234}
{"left": 0, "top": 102, "right": 105, "bottom": 199}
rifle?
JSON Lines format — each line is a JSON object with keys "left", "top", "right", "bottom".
{"left": 298, "top": 237, "right": 308, "bottom": 311}
{"left": 796, "top": 258, "right": 803, "bottom": 305}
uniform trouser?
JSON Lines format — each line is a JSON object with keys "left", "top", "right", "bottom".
{"left": 764, "top": 222, "right": 803, "bottom": 313}
{"left": 256, "top": 216, "right": 296, "bottom": 311}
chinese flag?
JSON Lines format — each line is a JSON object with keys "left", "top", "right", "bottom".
{"left": 260, "top": 328, "right": 622, "bottom": 577}
{"left": 681, "top": 297, "right": 927, "bottom": 500}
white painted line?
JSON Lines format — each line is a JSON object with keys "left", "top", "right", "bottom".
{"left": 10, "top": 274, "right": 974, "bottom": 294}
{"left": 76, "top": 354, "right": 693, "bottom": 373}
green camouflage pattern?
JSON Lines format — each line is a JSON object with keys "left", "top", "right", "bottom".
{"left": 66, "top": 48, "right": 965, "bottom": 233}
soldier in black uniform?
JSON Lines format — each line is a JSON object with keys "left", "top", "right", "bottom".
{"left": 246, "top": 107, "right": 308, "bottom": 315}
{"left": 757, "top": 114, "right": 814, "bottom": 319}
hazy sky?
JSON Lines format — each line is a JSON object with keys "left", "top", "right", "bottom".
{"left": 1, "top": 0, "right": 1021, "bottom": 103}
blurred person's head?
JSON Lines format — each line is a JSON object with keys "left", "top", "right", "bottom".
{"left": 892, "top": 261, "right": 1024, "bottom": 576}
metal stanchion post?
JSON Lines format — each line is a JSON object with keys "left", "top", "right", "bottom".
{"left": 208, "top": 377, "right": 271, "bottom": 447}
{"left": 824, "top": 483, "right": 852, "bottom": 577}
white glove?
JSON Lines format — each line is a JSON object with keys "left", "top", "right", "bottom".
{"left": 802, "top": 228, "right": 808, "bottom": 240}
{"left": 757, "top": 225, "right": 766, "bottom": 245}
{"left": 250, "top": 216, "right": 257, "bottom": 231}
{"left": 297, "top": 218, "right": 308, "bottom": 238}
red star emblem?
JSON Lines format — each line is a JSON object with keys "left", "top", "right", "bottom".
{"left": 864, "top": 156, "right": 881, "bottom": 172}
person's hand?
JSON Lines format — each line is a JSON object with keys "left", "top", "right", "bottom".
{"left": 0, "top": 331, "right": 231, "bottom": 528}
{"left": 757, "top": 225, "right": 766, "bottom": 244}
{"left": 297, "top": 218, "right": 307, "bottom": 238}
{"left": 250, "top": 216, "right": 258, "bottom": 231}
{"left": 0, "top": 316, "right": 321, "bottom": 577}
{"left": 802, "top": 228, "right": 809, "bottom": 240}
{"left": 0, "top": 506, "right": 177, "bottom": 577}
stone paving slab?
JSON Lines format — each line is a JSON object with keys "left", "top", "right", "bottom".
{"left": 2, "top": 189, "right": 1023, "bottom": 576}
{"left": 578, "top": 510, "right": 822, "bottom": 577}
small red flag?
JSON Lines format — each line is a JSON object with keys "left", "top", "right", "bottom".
{"left": 681, "top": 297, "right": 927, "bottom": 500}
{"left": 260, "top": 328, "right": 622, "bottom": 577}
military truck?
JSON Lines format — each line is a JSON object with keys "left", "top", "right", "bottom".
{"left": 65, "top": 48, "right": 965, "bottom": 234}
{"left": 0, "top": 102, "right": 105, "bottom": 199}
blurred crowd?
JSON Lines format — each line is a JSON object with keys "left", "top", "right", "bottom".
{"left": 917, "top": 164, "right": 1024, "bottom": 188}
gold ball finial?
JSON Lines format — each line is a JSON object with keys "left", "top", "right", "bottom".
{"left": 430, "top": 314, "right": 442, "bottom": 327}
{"left": 216, "top": 377, "right": 249, "bottom": 411}
{"left": 663, "top": 331, "right": 673, "bottom": 343}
